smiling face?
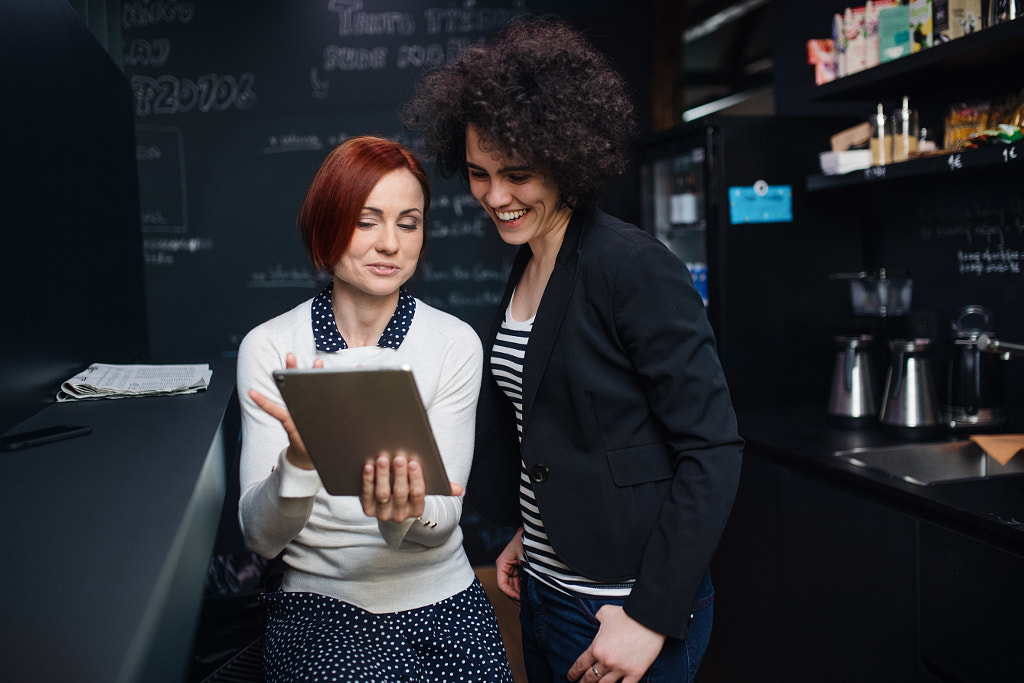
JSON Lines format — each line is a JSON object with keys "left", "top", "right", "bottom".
{"left": 465, "top": 125, "right": 572, "bottom": 251}
{"left": 331, "top": 167, "right": 425, "bottom": 302}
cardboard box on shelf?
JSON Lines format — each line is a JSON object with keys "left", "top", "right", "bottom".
{"left": 910, "top": 0, "right": 934, "bottom": 51}
{"left": 879, "top": 3, "right": 912, "bottom": 62}
{"left": 845, "top": 6, "right": 868, "bottom": 75}
{"left": 866, "top": 0, "right": 900, "bottom": 68}
{"left": 831, "top": 121, "right": 872, "bottom": 151}
{"left": 945, "top": 0, "right": 983, "bottom": 40}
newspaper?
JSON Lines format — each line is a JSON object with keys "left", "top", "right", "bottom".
{"left": 57, "top": 363, "right": 213, "bottom": 401}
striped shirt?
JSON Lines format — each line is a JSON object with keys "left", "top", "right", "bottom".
{"left": 491, "top": 302, "right": 633, "bottom": 599}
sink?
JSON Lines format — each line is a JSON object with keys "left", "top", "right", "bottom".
{"left": 833, "top": 440, "right": 1024, "bottom": 485}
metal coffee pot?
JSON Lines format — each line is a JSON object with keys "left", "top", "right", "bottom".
{"left": 879, "top": 338, "right": 941, "bottom": 439}
{"left": 827, "top": 334, "right": 880, "bottom": 426}
{"left": 943, "top": 305, "right": 1008, "bottom": 430}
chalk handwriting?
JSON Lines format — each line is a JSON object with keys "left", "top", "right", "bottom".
{"left": 131, "top": 73, "right": 257, "bottom": 116}
{"left": 136, "top": 144, "right": 162, "bottom": 162}
{"left": 447, "top": 290, "right": 504, "bottom": 308}
{"left": 323, "top": 45, "right": 388, "bottom": 71}
{"left": 122, "top": 0, "right": 195, "bottom": 29}
{"left": 428, "top": 217, "right": 489, "bottom": 239}
{"left": 433, "top": 193, "right": 484, "bottom": 217}
{"left": 958, "top": 248, "right": 1023, "bottom": 275}
{"left": 397, "top": 37, "right": 478, "bottom": 68}
{"left": 328, "top": 0, "right": 416, "bottom": 36}
{"left": 264, "top": 132, "right": 325, "bottom": 155}
{"left": 248, "top": 265, "right": 326, "bottom": 289}
{"left": 310, "top": 68, "right": 329, "bottom": 99}
{"left": 418, "top": 262, "right": 509, "bottom": 284}
{"left": 423, "top": 5, "right": 528, "bottom": 34}
{"left": 141, "top": 209, "right": 169, "bottom": 227}
{"left": 144, "top": 236, "right": 214, "bottom": 266}
{"left": 124, "top": 38, "right": 171, "bottom": 67}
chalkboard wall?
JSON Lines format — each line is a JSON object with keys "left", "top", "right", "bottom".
{"left": 121, "top": 0, "right": 649, "bottom": 363}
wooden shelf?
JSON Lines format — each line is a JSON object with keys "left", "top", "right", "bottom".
{"left": 807, "top": 141, "right": 1024, "bottom": 190}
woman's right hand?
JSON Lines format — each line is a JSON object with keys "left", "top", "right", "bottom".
{"left": 248, "top": 352, "right": 323, "bottom": 470}
{"left": 496, "top": 528, "right": 525, "bottom": 604}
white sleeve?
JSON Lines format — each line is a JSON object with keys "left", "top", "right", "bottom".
{"left": 236, "top": 324, "right": 324, "bottom": 559}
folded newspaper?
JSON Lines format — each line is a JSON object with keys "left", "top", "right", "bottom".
{"left": 57, "top": 363, "right": 213, "bottom": 401}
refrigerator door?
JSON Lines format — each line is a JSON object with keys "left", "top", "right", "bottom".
{"left": 642, "top": 137, "right": 709, "bottom": 306}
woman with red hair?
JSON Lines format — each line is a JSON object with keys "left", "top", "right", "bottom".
{"left": 236, "top": 136, "right": 512, "bottom": 681}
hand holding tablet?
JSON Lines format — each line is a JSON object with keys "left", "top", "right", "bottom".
{"left": 269, "top": 364, "right": 453, "bottom": 498}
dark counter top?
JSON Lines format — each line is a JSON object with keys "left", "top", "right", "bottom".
{"left": 736, "top": 405, "right": 1024, "bottom": 551}
{"left": 0, "top": 358, "right": 238, "bottom": 682}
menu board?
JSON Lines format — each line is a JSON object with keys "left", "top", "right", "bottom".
{"left": 123, "top": 0, "right": 540, "bottom": 360}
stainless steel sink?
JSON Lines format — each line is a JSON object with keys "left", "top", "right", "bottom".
{"left": 833, "top": 440, "right": 1024, "bottom": 485}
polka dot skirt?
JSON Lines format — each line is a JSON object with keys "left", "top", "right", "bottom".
{"left": 312, "top": 284, "right": 415, "bottom": 352}
{"left": 260, "top": 578, "right": 513, "bottom": 682}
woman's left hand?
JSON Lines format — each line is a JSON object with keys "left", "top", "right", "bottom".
{"left": 567, "top": 605, "right": 666, "bottom": 683}
{"left": 359, "top": 452, "right": 465, "bottom": 522}
{"left": 360, "top": 452, "right": 424, "bottom": 522}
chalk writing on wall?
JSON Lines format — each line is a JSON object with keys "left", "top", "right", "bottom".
{"left": 918, "top": 193, "right": 1024, "bottom": 279}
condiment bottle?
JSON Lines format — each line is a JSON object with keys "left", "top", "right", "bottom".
{"left": 870, "top": 103, "right": 890, "bottom": 165}
{"left": 891, "top": 96, "right": 919, "bottom": 162}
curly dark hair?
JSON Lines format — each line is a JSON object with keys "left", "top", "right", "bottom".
{"left": 401, "top": 17, "right": 637, "bottom": 211}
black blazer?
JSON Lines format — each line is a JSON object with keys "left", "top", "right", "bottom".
{"left": 469, "top": 208, "right": 743, "bottom": 639}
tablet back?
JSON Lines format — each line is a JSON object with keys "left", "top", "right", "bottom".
{"left": 272, "top": 367, "right": 450, "bottom": 496}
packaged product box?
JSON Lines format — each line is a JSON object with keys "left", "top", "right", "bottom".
{"left": 910, "top": 0, "right": 934, "bottom": 51}
{"left": 807, "top": 39, "right": 838, "bottom": 85}
{"left": 833, "top": 13, "right": 848, "bottom": 77}
{"left": 865, "top": 0, "right": 899, "bottom": 68}
{"left": 947, "top": 0, "right": 983, "bottom": 39}
{"left": 933, "top": 0, "right": 951, "bottom": 42}
{"left": 879, "top": 3, "right": 911, "bottom": 62}
{"left": 844, "top": 6, "right": 868, "bottom": 75}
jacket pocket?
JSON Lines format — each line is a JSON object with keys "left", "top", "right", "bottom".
{"left": 606, "top": 443, "right": 674, "bottom": 486}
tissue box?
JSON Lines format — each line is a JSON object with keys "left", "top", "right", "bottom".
{"left": 820, "top": 150, "right": 873, "bottom": 174}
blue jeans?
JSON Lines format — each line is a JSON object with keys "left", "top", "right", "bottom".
{"left": 518, "top": 571, "right": 714, "bottom": 683}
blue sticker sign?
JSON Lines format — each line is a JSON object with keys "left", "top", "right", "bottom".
{"left": 728, "top": 181, "right": 793, "bottom": 224}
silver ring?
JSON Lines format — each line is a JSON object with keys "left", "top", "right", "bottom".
{"left": 591, "top": 664, "right": 601, "bottom": 677}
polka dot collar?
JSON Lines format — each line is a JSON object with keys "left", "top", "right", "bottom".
{"left": 311, "top": 284, "right": 415, "bottom": 352}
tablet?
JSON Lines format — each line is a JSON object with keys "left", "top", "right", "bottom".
{"left": 272, "top": 366, "right": 451, "bottom": 497}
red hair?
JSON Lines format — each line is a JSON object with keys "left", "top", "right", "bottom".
{"left": 298, "top": 136, "right": 431, "bottom": 270}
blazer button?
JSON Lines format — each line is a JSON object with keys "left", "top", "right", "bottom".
{"left": 530, "top": 465, "right": 549, "bottom": 483}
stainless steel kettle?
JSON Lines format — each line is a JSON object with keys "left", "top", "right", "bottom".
{"left": 943, "top": 305, "right": 1008, "bottom": 430}
{"left": 879, "top": 338, "right": 941, "bottom": 439}
{"left": 827, "top": 334, "right": 879, "bottom": 426}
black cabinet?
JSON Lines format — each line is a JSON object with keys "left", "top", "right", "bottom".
{"left": 918, "top": 522, "right": 1024, "bottom": 681}
{"left": 701, "top": 453, "right": 785, "bottom": 679}
{"left": 779, "top": 466, "right": 918, "bottom": 681}
{"left": 702, "top": 449, "right": 918, "bottom": 682}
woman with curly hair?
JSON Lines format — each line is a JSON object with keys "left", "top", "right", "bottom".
{"left": 403, "top": 17, "right": 743, "bottom": 683}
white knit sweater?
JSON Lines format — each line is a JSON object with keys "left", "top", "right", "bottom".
{"left": 236, "top": 296, "right": 483, "bottom": 613}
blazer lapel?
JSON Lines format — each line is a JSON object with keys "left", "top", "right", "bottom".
{"left": 519, "top": 210, "right": 588, "bottom": 434}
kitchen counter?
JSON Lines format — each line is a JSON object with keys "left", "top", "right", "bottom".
{"left": 701, "top": 404, "right": 1024, "bottom": 682}
{"left": 735, "top": 405, "right": 1024, "bottom": 551}
{"left": 0, "top": 358, "right": 239, "bottom": 683}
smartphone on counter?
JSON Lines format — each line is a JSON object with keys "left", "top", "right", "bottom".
{"left": 0, "top": 425, "right": 92, "bottom": 451}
